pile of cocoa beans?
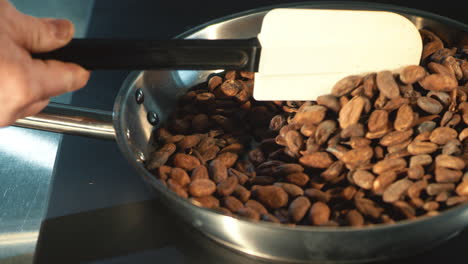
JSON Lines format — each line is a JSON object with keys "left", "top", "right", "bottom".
{"left": 146, "top": 29, "right": 468, "bottom": 227}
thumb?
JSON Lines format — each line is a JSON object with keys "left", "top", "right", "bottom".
{"left": 6, "top": 4, "right": 74, "bottom": 52}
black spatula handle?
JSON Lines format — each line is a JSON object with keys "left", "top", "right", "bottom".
{"left": 32, "top": 38, "right": 261, "bottom": 71}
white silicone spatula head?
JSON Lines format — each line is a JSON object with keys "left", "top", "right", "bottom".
{"left": 253, "top": 9, "right": 422, "bottom": 101}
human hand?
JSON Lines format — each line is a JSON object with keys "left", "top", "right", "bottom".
{"left": 0, "top": 0, "right": 90, "bottom": 127}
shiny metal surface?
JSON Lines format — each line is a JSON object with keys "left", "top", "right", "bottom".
{"left": 111, "top": 3, "right": 468, "bottom": 263}
{"left": 0, "top": 0, "right": 94, "bottom": 262}
{"left": 13, "top": 103, "right": 115, "bottom": 140}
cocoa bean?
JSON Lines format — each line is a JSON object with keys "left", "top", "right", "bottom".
{"left": 426, "top": 183, "right": 455, "bottom": 195}
{"left": 429, "top": 127, "right": 458, "bottom": 145}
{"left": 147, "top": 143, "right": 176, "bottom": 170}
{"left": 304, "top": 188, "right": 330, "bottom": 203}
{"left": 236, "top": 207, "right": 260, "bottom": 221}
{"left": 376, "top": 71, "right": 400, "bottom": 99}
{"left": 246, "top": 200, "right": 268, "bottom": 215}
{"left": 400, "top": 65, "right": 426, "bottom": 84}
{"left": 383, "top": 178, "right": 413, "bottom": 203}
{"left": 289, "top": 196, "right": 311, "bottom": 222}
{"left": 331, "top": 75, "right": 363, "bottom": 96}
{"left": 299, "top": 152, "right": 334, "bottom": 169}
{"left": 355, "top": 198, "right": 384, "bottom": 218}
{"left": 407, "top": 141, "right": 438, "bottom": 155}
{"left": 394, "top": 104, "right": 415, "bottom": 131}
{"left": 373, "top": 158, "right": 407, "bottom": 175}
{"left": 217, "top": 176, "right": 239, "bottom": 196}
{"left": 339, "top": 96, "right": 366, "bottom": 129}
{"left": 417, "top": 97, "right": 444, "bottom": 114}
{"left": 308, "top": 202, "right": 330, "bottom": 225}
{"left": 191, "top": 195, "right": 219, "bottom": 208}
{"left": 173, "top": 153, "right": 201, "bottom": 171}
{"left": 346, "top": 210, "right": 364, "bottom": 226}
{"left": 209, "top": 159, "right": 228, "bottom": 183}
{"left": 435, "top": 167, "right": 463, "bottom": 183}
{"left": 170, "top": 168, "right": 191, "bottom": 186}
{"left": 254, "top": 185, "right": 288, "bottom": 209}
{"left": 274, "top": 182, "right": 304, "bottom": 197}
{"left": 189, "top": 179, "right": 216, "bottom": 197}
{"left": 222, "top": 196, "right": 244, "bottom": 212}
{"left": 352, "top": 170, "right": 375, "bottom": 190}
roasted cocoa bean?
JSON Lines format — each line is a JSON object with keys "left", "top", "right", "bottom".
{"left": 222, "top": 196, "right": 244, "bottom": 212}
{"left": 289, "top": 196, "right": 311, "bottom": 222}
{"left": 320, "top": 161, "right": 344, "bottom": 181}
{"left": 409, "top": 154, "right": 433, "bottom": 167}
{"left": 254, "top": 185, "right": 288, "bottom": 209}
{"left": 156, "top": 165, "right": 171, "bottom": 181}
{"left": 228, "top": 168, "right": 249, "bottom": 185}
{"left": 400, "top": 65, "right": 426, "bottom": 84}
{"left": 191, "top": 195, "right": 219, "bottom": 208}
{"left": 173, "top": 153, "right": 201, "bottom": 171}
{"left": 339, "top": 96, "right": 366, "bottom": 129}
{"left": 299, "top": 152, "right": 334, "bottom": 169}
{"left": 304, "top": 188, "right": 330, "bottom": 203}
{"left": 346, "top": 209, "right": 364, "bottom": 226}
{"left": 245, "top": 200, "right": 268, "bottom": 215}
{"left": 373, "top": 171, "right": 398, "bottom": 195}
{"left": 419, "top": 74, "right": 458, "bottom": 92}
{"left": 209, "top": 159, "right": 228, "bottom": 183}
{"left": 368, "top": 110, "right": 389, "bottom": 133}
{"left": 341, "top": 146, "right": 373, "bottom": 170}
{"left": 394, "top": 104, "right": 415, "bottom": 131}
{"left": 170, "top": 168, "right": 191, "bottom": 186}
{"left": 331, "top": 75, "right": 363, "bottom": 96}
{"left": 167, "top": 180, "right": 188, "bottom": 198}
{"left": 291, "top": 105, "right": 327, "bottom": 126}
{"left": 189, "top": 179, "right": 216, "bottom": 197}
{"left": 380, "top": 130, "right": 413, "bottom": 147}
{"left": 373, "top": 158, "right": 407, "bottom": 175}
{"left": 376, "top": 71, "right": 400, "bottom": 99}
{"left": 435, "top": 167, "right": 463, "bottom": 183}
{"left": 308, "top": 202, "right": 330, "bottom": 225}
{"left": 317, "top": 94, "right": 341, "bottom": 112}
{"left": 214, "top": 152, "right": 238, "bottom": 168}
{"left": 250, "top": 176, "right": 276, "bottom": 185}
{"left": 355, "top": 198, "right": 384, "bottom": 219}
{"left": 274, "top": 182, "right": 304, "bottom": 197}
{"left": 352, "top": 170, "right": 375, "bottom": 190}
{"left": 236, "top": 207, "right": 260, "bottom": 221}
{"left": 417, "top": 96, "right": 444, "bottom": 114}
{"left": 407, "top": 141, "right": 438, "bottom": 155}
{"left": 217, "top": 176, "right": 239, "bottom": 196}
{"left": 147, "top": 143, "right": 176, "bottom": 170}
{"left": 426, "top": 183, "right": 455, "bottom": 195}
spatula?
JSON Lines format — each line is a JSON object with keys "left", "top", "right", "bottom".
{"left": 33, "top": 8, "right": 422, "bottom": 101}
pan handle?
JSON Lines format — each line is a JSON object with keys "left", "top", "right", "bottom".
{"left": 12, "top": 102, "right": 116, "bottom": 140}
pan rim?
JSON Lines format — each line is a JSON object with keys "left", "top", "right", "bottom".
{"left": 113, "top": 1, "right": 468, "bottom": 234}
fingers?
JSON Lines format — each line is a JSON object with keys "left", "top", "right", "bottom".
{"left": 29, "top": 59, "right": 90, "bottom": 99}
{"left": 0, "top": 58, "right": 90, "bottom": 127}
{"left": 2, "top": 1, "right": 74, "bottom": 52}
{"left": 18, "top": 99, "right": 50, "bottom": 119}
{"left": 0, "top": 1, "right": 89, "bottom": 127}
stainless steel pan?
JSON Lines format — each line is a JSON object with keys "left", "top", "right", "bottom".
{"left": 13, "top": 2, "right": 468, "bottom": 263}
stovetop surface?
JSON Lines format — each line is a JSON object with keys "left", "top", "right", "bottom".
{"left": 35, "top": 1, "right": 468, "bottom": 263}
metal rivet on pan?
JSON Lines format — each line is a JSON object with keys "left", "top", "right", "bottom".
{"left": 135, "top": 88, "right": 144, "bottom": 104}
{"left": 126, "top": 129, "right": 130, "bottom": 139}
{"left": 147, "top": 111, "right": 159, "bottom": 126}
{"left": 136, "top": 152, "right": 145, "bottom": 163}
